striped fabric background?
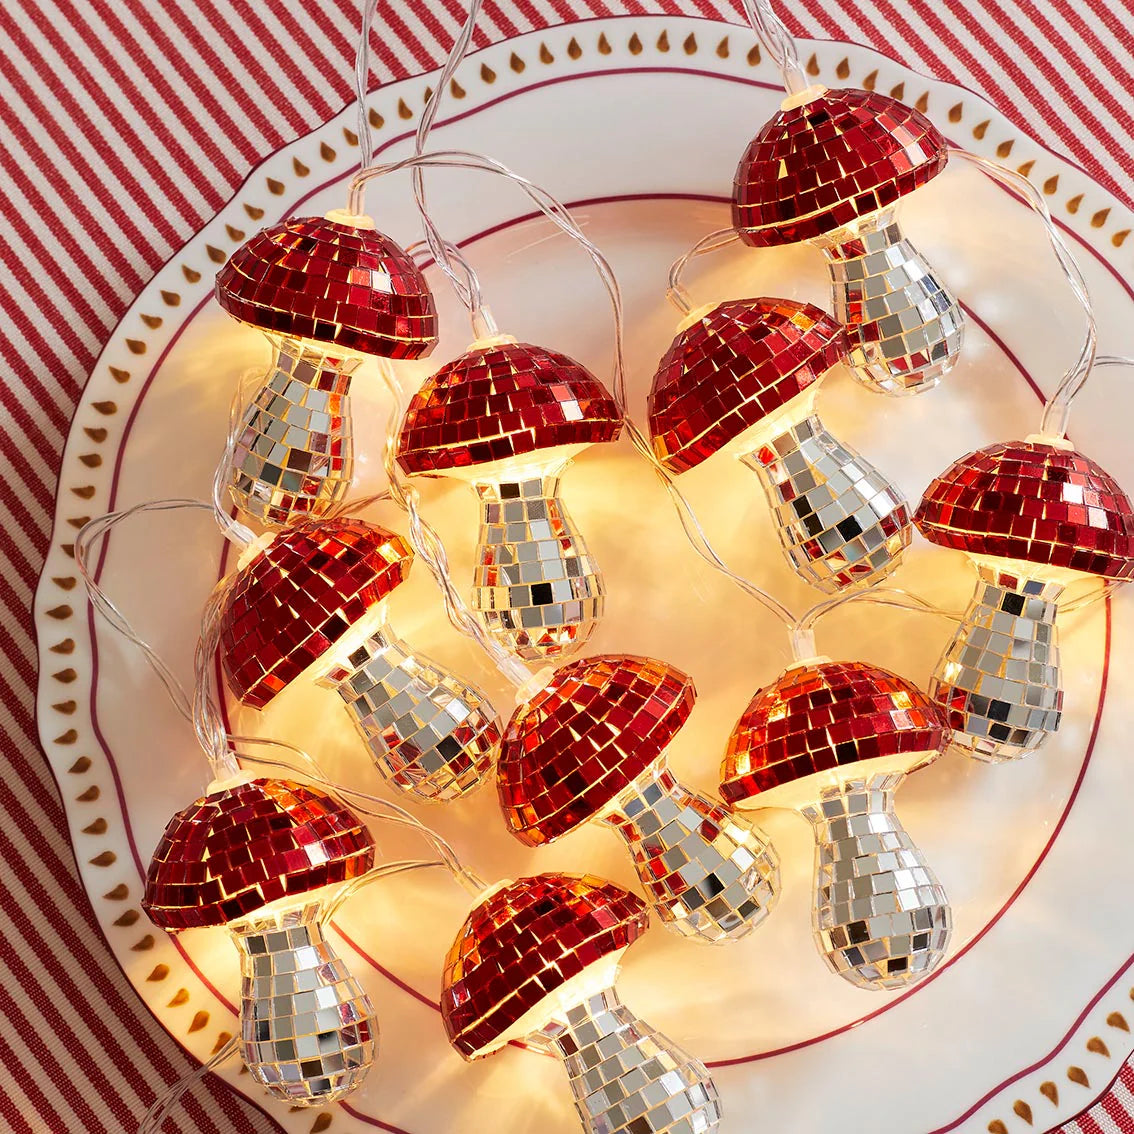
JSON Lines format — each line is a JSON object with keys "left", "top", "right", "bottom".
{"left": 2, "top": 2, "right": 1131, "bottom": 1132}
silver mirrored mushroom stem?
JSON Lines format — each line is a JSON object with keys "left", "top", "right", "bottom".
{"left": 930, "top": 563, "right": 1063, "bottom": 762}
{"left": 231, "top": 902, "right": 377, "bottom": 1104}
{"left": 532, "top": 987, "right": 722, "bottom": 1134}
{"left": 470, "top": 461, "right": 604, "bottom": 661}
{"left": 722, "top": 659, "right": 954, "bottom": 990}
{"left": 601, "top": 763, "right": 779, "bottom": 943}
{"left": 316, "top": 617, "right": 500, "bottom": 802}
{"left": 738, "top": 412, "right": 912, "bottom": 592}
{"left": 817, "top": 209, "right": 964, "bottom": 396}
{"left": 801, "top": 773, "right": 951, "bottom": 990}
{"left": 229, "top": 339, "right": 357, "bottom": 525}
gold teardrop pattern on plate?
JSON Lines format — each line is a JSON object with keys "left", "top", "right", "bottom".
{"left": 1039, "top": 1081, "right": 1058, "bottom": 1106}
{"left": 683, "top": 33, "right": 697, "bottom": 55}
{"left": 1012, "top": 1099, "right": 1032, "bottom": 1125}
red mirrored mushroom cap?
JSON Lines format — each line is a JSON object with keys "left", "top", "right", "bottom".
{"left": 497, "top": 654, "right": 694, "bottom": 845}
{"left": 395, "top": 340, "right": 623, "bottom": 476}
{"left": 915, "top": 440, "right": 1134, "bottom": 579}
{"left": 732, "top": 87, "right": 948, "bottom": 247}
{"left": 219, "top": 518, "right": 413, "bottom": 710}
{"left": 648, "top": 298, "right": 847, "bottom": 474}
{"left": 215, "top": 216, "right": 439, "bottom": 359}
{"left": 720, "top": 661, "right": 947, "bottom": 805}
{"left": 142, "top": 778, "right": 374, "bottom": 931}
{"left": 440, "top": 872, "right": 648, "bottom": 1059}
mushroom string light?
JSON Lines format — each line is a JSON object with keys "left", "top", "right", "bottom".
{"left": 215, "top": 212, "right": 438, "bottom": 526}
{"left": 142, "top": 777, "right": 378, "bottom": 1103}
{"left": 915, "top": 439, "right": 1134, "bottom": 761}
{"left": 396, "top": 337, "right": 623, "bottom": 661}
{"left": 649, "top": 297, "right": 912, "bottom": 592}
{"left": 721, "top": 660, "right": 952, "bottom": 989}
{"left": 217, "top": 517, "right": 501, "bottom": 802}
{"left": 732, "top": 87, "right": 964, "bottom": 396}
{"left": 498, "top": 654, "right": 779, "bottom": 943}
{"left": 441, "top": 872, "right": 722, "bottom": 1134}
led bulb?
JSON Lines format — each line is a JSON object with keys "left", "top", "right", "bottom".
{"left": 229, "top": 338, "right": 357, "bottom": 525}
{"left": 916, "top": 439, "right": 1134, "bottom": 762}
{"left": 218, "top": 520, "right": 500, "bottom": 803}
{"left": 441, "top": 873, "right": 722, "bottom": 1134}
{"left": 142, "top": 779, "right": 378, "bottom": 1104}
{"left": 216, "top": 215, "right": 439, "bottom": 527}
{"left": 601, "top": 763, "right": 778, "bottom": 943}
{"left": 500, "top": 655, "right": 780, "bottom": 943}
{"left": 732, "top": 87, "right": 963, "bottom": 395}
{"left": 648, "top": 298, "right": 911, "bottom": 593}
{"left": 396, "top": 340, "right": 623, "bottom": 663}
{"left": 232, "top": 901, "right": 377, "bottom": 1103}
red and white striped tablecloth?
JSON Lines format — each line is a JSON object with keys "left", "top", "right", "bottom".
{"left": 2, "top": 3, "right": 1132, "bottom": 1132}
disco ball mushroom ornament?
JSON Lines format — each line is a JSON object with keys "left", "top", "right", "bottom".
{"left": 498, "top": 654, "right": 779, "bottom": 943}
{"left": 441, "top": 872, "right": 722, "bottom": 1134}
{"left": 215, "top": 211, "right": 438, "bottom": 526}
{"left": 915, "top": 437, "right": 1134, "bottom": 761}
{"left": 396, "top": 336, "right": 622, "bottom": 661}
{"left": 142, "top": 777, "right": 377, "bottom": 1103}
{"left": 721, "top": 660, "right": 952, "bottom": 990}
{"left": 218, "top": 517, "right": 500, "bottom": 801}
{"left": 732, "top": 87, "right": 963, "bottom": 395}
{"left": 649, "top": 297, "right": 912, "bottom": 592}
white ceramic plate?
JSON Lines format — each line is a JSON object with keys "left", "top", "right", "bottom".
{"left": 35, "top": 16, "right": 1134, "bottom": 1134}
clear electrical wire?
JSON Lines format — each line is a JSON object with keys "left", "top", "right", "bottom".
{"left": 137, "top": 1035, "right": 241, "bottom": 1134}
{"left": 77, "top": 510, "right": 487, "bottom": 887}
{"left": 740, "top": 0, "right": 808, "bottom": 95}
{"left": 789, "top": 587, "right": 964, "bottom": 660}
{"left": 950, "top": 149, "right": 1096, "bottom": 440}
{"left": 348, "top": 147, "right": 799, "bottom": 634}
{"left": 354, "top": 0, "right": 493, "bottom": 333}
